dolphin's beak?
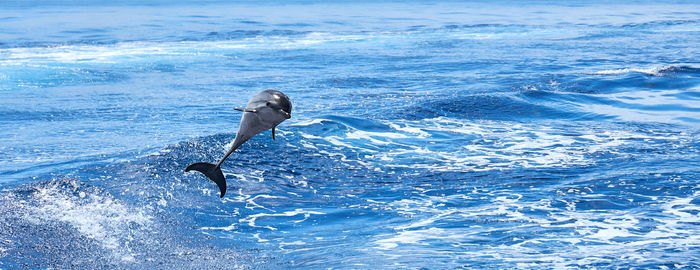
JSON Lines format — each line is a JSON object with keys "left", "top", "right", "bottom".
{"left": 280, "top": 110, "right": 291, "bottom": 119}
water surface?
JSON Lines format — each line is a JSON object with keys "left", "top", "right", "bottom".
{"left": 1, "top": 1, "right": 699, "bottom": 268}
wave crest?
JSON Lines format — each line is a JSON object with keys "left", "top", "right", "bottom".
{"left": 592, "top": 65, "right": 700, "bottom": 76}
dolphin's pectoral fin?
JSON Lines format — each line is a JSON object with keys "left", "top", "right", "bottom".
{"left": 272, "top": 127, "right": 276, "bottom": 140}
{"left": 234, "top": 108, "right": 257, "bottom": 113}
{"left": 185, "top": 162, "right": 227, "bottom": 198}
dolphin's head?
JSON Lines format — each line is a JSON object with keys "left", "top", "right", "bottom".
{"left": 264, "top": 90, "right": 292, "bottom": 119}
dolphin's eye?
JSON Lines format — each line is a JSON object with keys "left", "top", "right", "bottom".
{"left": 266, "top": 101, "right": 271, "bottom": 107}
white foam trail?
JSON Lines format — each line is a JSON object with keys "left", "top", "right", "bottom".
{"left": 0, "top": 239, "right": 9, "bottom": 258}
{"left": 0, "top": 32, "right": 370, "bottom": 64}
{"left": 591, "top": 65, "right": 682, "bottom": 76}
{"left": 375, "top": 227, "right": 460, "bottom": 249}
{"left": 369, "top": 189, "right": 700, "bottom": 267}
{"left": 22, "top": 180, "right": 152, "bottom": 261}
{"left": 200, "top": 223, "right": 237, "bottom": 232}
{"left": 238, "top": 208, "right": 325, "bottom": 231}
{"left": 291, "top": 119, "right": 328, "bottom": 127}
{"left": 297, "top": 117, "right": 684, "bottom": 172}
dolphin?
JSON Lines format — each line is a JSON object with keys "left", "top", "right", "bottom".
{"left": 185, "top": 89, "right": 292, "bottom": 198}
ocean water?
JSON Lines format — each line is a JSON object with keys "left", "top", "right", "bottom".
{"left": 1, "top": 0, "right": 699, "bottom": 268}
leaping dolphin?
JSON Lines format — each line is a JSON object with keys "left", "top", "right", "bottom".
{"left": 185, "top": 89, "right": 292, "bottom": 198}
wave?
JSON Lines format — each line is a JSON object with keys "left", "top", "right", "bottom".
{"left": 1, "top": 113, "right": 697, "bottom": 268}
{"left": 290, "top": 116, "right": 689, "bottom": 173}
{"left": 618, "top": 19, "right": 700, "bottom": 29}
{"left": 370, "top": 189, "right": 700, "bottom": 268}
{"left": 591, "top": 65, "right": 700, "bottom": 77}
{"left": 403, "top": 83, "right": 700, "bottom": 126}
{"left": 7, "top": 21, "right": 665, "bottom": 64}
{"left": 0, "top": 178, "right": 151, "bottom": 266}
{"left": 0, "top": 31, "right": 367, "bottom": 63}
{"left": 0, "top": 177, "right": 255, "bottom": 268}
{"left": 404, "top": 93, "right": 587, "bottom": 121}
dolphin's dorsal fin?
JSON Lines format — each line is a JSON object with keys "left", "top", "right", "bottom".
{"left": 234, "top": 107, "right": 257, "bottom": 113}
{"left": 272, "top": 127, "right": 276, "bottom": 140}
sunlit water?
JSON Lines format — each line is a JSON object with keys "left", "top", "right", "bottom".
{"left": 1, "top": 1, "right": 699, "bottom": 268}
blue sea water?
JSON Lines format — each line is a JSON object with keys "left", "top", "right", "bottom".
{"left": 1, "top": 0, "right": 699, "bottom": 268}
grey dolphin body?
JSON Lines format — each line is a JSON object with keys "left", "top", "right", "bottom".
{"left": 185, "top": 89, "right": 292, "bottom": 198}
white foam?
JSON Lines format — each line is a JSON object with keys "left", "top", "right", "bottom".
{"left": 0, "top": 32, "right": 370, "bottom": 64}
{"left": 345, "top": 130, "right": 408, "bottom": 145}
{"left": 388, "top": 123, "right": 430, "bottom": 138}
{"left": 22, "top": 180, "right": 152, "bottom": 261}
{"left": 368, "top": 188, "right": 700, "bottom": 267}
{"left": 298, "top": 117, "right": 679, "bottom": 173}
{"left": 375, "top": 227, "right": 457, "bottom": 250}
{"left": 239, "top": 208, "right": 324, "bottom": 230}
{"left": 0, "top": 239, "right": 9, "bottom": 257}
{"left": 291, "top": 119, "right": 328, "bottom": 127}
{"left": 591, "top": 65, "right": 681, "bottom": 76}
{"left": 200, "top": 223, "right": 237, "bottom": 232}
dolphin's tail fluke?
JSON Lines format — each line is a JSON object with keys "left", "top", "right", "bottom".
{"left": 185, "top": 162, "right": 227, "bottom": 198}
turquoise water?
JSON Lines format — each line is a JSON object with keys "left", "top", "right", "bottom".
{"left": 1, "top": 1, "right": 699, "bottom": 268}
